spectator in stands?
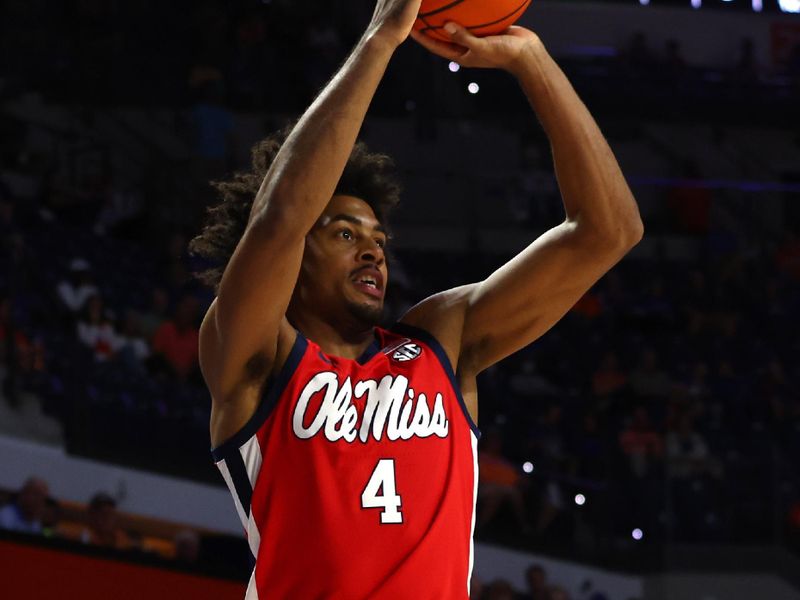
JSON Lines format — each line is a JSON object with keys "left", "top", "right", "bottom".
{"left": 678, "top": 269, "right": 713, "bottom": 336}
{"left": 41, "top": 496, "right": 61, "bottom": 538}
{"left": 666, "top": 161, "right": 712, "bottom": 236}
{"left": 591, "top": 351, "right": 628, "bottom": 399}
{"left": 161, "top": 232, "right": 193, "bottom": 291}
{"left": 174, "top": 529, "right": 201, "bottom": 564}
{"left": 528, "top": 406, "right": 570, "bottom": 538}
{"left": 139, "top": 287, "right": 169, "bottom": 342}
{"left": 76, "top": 294, "right": 118, "bottom": 362}
{"left": 578, "top": 579, "right": 609, "bottom": 600}
{"left": 618, "top": 405, "right": 666, "bottom": 540}
{"left": 56, "top": 258, "right": 98, "bottom": 317}
{"left": 0, "top": 477, "right": 49, "bottom": 534}
{"left": 665, "top": 414, "right": 721, "bottom": 540}
{"left": 114, "top": 309, "right": 150, "bottom": 372}
{"left": 679, "top": 360, "right": 711, "bottom": 404}
{"left": 532, "top": 404, "right": 567, "bottom": 470}
{"left": 517, "top": 563, "right": 548, "bottom": 600}
{"left": 93, "top": 182, "right": 145, "bottom": 238}
{"left": 547, "top": 586, "right": 570, "bottom": 600}
{"left": 477, "top": 429, "right": 530, "bottom": 534}
{"left": 485, "top": 579, "right": 516, "bottom": 600}
{"left": 535, "top": 478, "right": 567, "bottom": 540}
{"left": 619, "top": 406, "right": 663, "bottom": 480}
{"left": 0, "top": 477, "right": 50, "bottom": 534}
{"left": 665, "top": 414, "right": 716, "bottom": 480}
{"left": 471, "top": 574, "right": 485, "bottom": 600}
{"left": 509, "top": 359, "right": 560, "bottom": 397}
{"left": 81, "top": 492, "right": 130, "bottom": 550}
{"left": 628, "top": 348, "right": 673, "bottom": 399}
{"left": 0, "top": 293, "right": 45, "bottom": 405}
{"left": 0, "top": 189, "right": 29, "bottom": 292}
{"left": 151, "top": 294, "right": 200, "bottom": 381}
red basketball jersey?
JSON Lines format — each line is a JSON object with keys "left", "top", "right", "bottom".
{"left": 212, "top": 323, "right": 480, "bottom": 599}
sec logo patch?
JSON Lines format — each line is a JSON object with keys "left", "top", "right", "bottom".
{"left": 392, "top": 343, "right": 422, "bottom": 362}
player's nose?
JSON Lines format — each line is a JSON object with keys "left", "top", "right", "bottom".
{"left": 358, "top": 240, "right": 385, "bottom": 264}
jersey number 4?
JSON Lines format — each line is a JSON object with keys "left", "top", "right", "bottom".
{"left": 361, "top": 459, "right": 403, "bottom": 524}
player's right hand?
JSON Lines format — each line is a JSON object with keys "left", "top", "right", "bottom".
{"left": 368, "top": 0, "right": 424, "bottom": 48}
{"left": 411, "top": 23, "right": 542, "bottom": 75}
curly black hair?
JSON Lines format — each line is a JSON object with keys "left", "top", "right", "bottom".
{"left": 189, "top": 123, "right": 402, "bottom": 290}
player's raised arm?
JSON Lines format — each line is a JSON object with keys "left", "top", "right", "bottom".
{"left": 410, "top": 25, "right": 644, "bottom": 375}
{"left": 198, "top": 1, "right": 422, "bottom": 404}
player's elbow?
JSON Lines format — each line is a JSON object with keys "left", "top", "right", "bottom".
{"left": 600, "top": 216, "right": 644, "bottom": 250}
{"left": 573, "top": 218, "right": 643, "bottom": 254}
{"left": 626, "top": 219, "right": 645, "bottom": 246}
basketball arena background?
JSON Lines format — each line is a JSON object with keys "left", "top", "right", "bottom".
{"left": 0, "top": 0, "right": 799, "bottom": 598}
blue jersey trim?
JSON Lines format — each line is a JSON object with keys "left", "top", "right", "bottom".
{"left": 356, "top": 337, "right": 381, "bottom": 365}
{"left": 226, "top": 450, "right": 253, "bottom": 520}
{"left": 389, "top": 322, "right": 481, "bottom": 439}
{"left": 211, "top": 332, "right": 309, "bottom": 462}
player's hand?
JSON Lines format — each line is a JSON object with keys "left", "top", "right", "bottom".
{"left": 410, "top": 23, "right": 542, "bottom": 75}
{"left": 368, "top": 0, "right": 425, "bottom": 48}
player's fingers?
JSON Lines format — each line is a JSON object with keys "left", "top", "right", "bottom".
{"left": 410, "top": 29, "right": 468, "bottom": 61}
{"left": 442, "top": 22, "right": 485, "bottom": 51}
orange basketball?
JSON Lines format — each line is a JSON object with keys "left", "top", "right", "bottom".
{"left": 414, "top": 0, "right": 533, "bottom": 43}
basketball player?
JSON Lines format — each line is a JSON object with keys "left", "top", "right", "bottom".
{"left": 190, "top": 0, "right": 643, "bottom": 597}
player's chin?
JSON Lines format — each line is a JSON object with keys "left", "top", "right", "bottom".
{"left": 346, "top": 299, "right": 384, "bottom": 327}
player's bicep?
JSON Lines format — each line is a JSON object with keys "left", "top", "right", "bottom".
{"left": 461, "top": 220, "right": 639, "bottom": 373}
{"left": 203, "top": 215, "right": 306, "bottom": 397}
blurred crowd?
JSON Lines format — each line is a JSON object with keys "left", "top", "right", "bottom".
{"left": 0, "top": 474, "right": 614, "bottom": 598}
{"left": 0, "top": 0, "right": 797, "bottom": 118}
{"left": 0, "top": 0, "right": 368, "bottom": 110}
{"left": 0, "top": 476, "right": 216, "bottom": 568}
{"left": 471, "top": 563, "right": 614, "bottom": 600}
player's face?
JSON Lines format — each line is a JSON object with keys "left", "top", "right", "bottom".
{"left": 298, "top": 195, "right": 389, "bottom": 327}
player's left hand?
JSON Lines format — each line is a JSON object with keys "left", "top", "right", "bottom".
{"left": 410, "top": 23, "right": 541, "bottom": 75}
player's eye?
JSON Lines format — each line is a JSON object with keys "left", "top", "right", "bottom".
{"left": 375, "top": 238, "right": 386, "bottom": 249}
{"left": 338, "top": 228, "right": 354, "bottom": 241}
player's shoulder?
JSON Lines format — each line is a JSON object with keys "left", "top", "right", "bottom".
{"left": 396, "top": 284, "right": 477, "bottom": 374}
{"left": 400, "top": 284, "right": 476, "bottom": 325}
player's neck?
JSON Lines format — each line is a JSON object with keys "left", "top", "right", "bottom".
{"left": 289, "top": 312, "right": 376, "bottom": 361}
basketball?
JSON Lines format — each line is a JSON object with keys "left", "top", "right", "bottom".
{"left": 414, "top": 0, "right": 533, "bottom": 43}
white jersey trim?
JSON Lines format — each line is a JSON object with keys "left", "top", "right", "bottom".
{"left": 468, "top": 430, "right": 479, "bottom": 595}
{"left": 217, "top": 458, "right": 248, "bottom": 530}
{"left": 244, "top": 569, "right": 259, "bottom": 600}
{"left": 239, "top": 436, "right": 263, "bottom": 489}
